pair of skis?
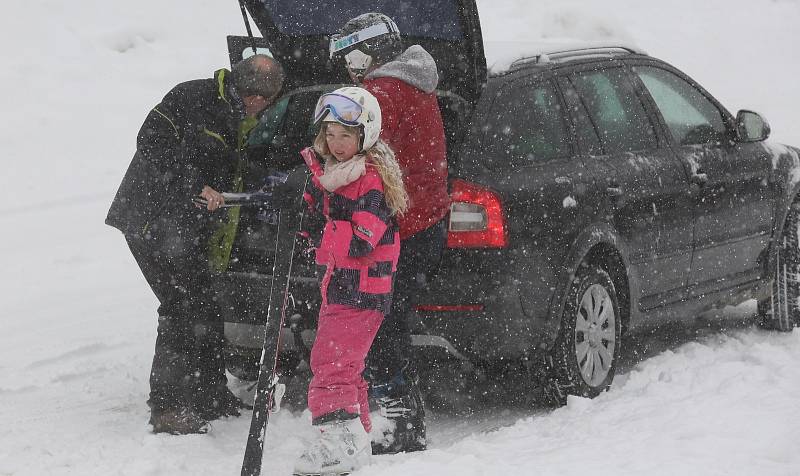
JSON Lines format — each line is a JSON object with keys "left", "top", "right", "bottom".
{"left": 239, "top": 167, "right": 309, "bottom": 476}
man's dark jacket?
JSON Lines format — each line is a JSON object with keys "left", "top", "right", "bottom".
{"left": 106, "top": 69, "right": 244, "bottom": 249}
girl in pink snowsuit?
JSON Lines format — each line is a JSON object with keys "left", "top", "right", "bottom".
{"left": 295, "top": 86, "right": 408, "bottom": 475}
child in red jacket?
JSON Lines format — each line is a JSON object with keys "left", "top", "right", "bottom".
{"left": 294, "top": 87, "right": 408, "bottom": 476}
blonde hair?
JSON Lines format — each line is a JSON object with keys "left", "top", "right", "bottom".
{"left": 313, "top": 123, "right": 409, "bottom": 216}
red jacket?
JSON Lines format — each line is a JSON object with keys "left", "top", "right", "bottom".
{"left": 301, "top": 148, "right": 400, "bottom": 314}
{"left": 362, "top": 58, "right": 449, "bottom": 239}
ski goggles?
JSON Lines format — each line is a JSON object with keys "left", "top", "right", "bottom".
{"left": 329, "top": 22, "right": 395, "bottom": 58}
{"left": 313, "top": 93, "right": 363, "bottom": 126}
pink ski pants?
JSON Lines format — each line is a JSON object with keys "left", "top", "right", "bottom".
{"left": 307, "top": 303, "right": 383, "bottom": 433}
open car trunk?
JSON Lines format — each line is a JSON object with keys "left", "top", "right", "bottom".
{"left": 220, "top": 0, "right": 489, "bottom": 283}
{"left": 236, "top": 0, "right": 487, "bottom": 106}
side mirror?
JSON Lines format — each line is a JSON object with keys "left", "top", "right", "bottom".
{"left": 736, "top": 110, "right": 770, "bottom": 142}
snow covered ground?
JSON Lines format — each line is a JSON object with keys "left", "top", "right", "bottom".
{"left": 1, "top": 0, "right": 800, "bottom": 475}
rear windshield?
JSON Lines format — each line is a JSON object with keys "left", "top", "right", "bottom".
{"left": 260, "top": 0, "right": 463, "bottom": 40}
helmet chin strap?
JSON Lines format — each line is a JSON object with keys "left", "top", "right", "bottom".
{"left": 350, "top": 69, "right": 367, "bottom": 83}
{"left": 359, "top": 129, "right": 367, "bottom": 152}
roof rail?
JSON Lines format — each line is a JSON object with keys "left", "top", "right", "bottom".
{"left": 509, "top": 44, "right": 647, "bottom": 71}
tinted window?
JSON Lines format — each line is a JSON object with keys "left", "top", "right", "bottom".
{"left": 634, "top": 66, "right": 727, "bottom": 146}
{"left": 261, "top": 0, "right": 463, "bottom": 40}
{"left": 570, "top": 69, "right": 657, "bottom": 154}
{"left": 558, "top": 77, "right": 603, "bottom": 156}
{"left": 487, "top": 80, "right": 571, "bottom": 166}
{"left": 248, "top": 97, "right": 289, "bottom": 146}
{"left": 248, "top": 91, "right": 328, "bottom": 148}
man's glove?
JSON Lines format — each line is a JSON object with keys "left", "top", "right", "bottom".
{"left": 264, "top": 167, "right": 310, "bottom": 210}
{"left": 268, "top": 180, "right": 301, "bottom": 209}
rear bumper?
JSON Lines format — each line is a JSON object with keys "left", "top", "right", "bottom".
{"left": 224, "top": 322, "right": 471, "bottom": 362}
{"left": 221, "top": 246, "right": 559, "bottom": 363}
{"left": 410, "top": 247, "right": 557, "bottom": 360}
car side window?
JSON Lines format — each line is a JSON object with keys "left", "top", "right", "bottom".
{"left": 487, "top": 80, "right": 571, "bottom": 166}
{"left": 569, "top": 68, "right": 657, "bottom": 154}
{"left": 633, "top": 66, "right": 727, "bottom": 146}
{"left": 247, "top": 92, "right": 324, "bottom": 148}
{"left": 558, "top": 76, "right": 604, "bottom": 156}
{"left": 248, "top": 97, "right": 290, "bottom": 146}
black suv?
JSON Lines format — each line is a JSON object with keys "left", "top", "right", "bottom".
{"left": 220, "top": 0, "right": 800, "bottom": 400}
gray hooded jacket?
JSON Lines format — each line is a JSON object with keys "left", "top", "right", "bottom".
{"left": 364, "top": 45, "right": 439, "bottom": 94}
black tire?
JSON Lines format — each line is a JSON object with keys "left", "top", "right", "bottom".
{"left": 548, "top": 265, "right": 621, "bottom": 401}
{"left": 758, "top": 203, "right": 800, "bottom": 332}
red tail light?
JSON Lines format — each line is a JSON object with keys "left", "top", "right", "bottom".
{"left": 447, "top": 179, "right": 508, "bottom": 248}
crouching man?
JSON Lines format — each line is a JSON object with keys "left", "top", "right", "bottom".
{"left": 106, "top": 54, "right": 284, "bottom": 434}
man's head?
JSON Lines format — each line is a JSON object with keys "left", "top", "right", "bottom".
{"left": 231, "top": 54, "right": 285, "bottom": 117}
{"left": 330, "top": 13, "right": 403, "bottom": 82}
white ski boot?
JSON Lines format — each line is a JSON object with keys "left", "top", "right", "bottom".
{"left": 294, "top": 416, "right": 371, "bottom": 476}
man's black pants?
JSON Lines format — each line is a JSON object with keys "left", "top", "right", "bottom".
{"left": 126, "top": 236, "right": 227, "bottom": 412}
{"left": 367, "top": 219, "right": 446, "bottom": 382}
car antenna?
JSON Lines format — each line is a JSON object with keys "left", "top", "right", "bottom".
{"left": 237, "top": 0, "right": 258, "bottom": 56}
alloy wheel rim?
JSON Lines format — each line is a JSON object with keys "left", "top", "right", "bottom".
{"left": 574, "top": 283, "right": 616, "bottom": 387}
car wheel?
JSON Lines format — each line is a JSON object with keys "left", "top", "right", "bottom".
{"left": 758, "top": 203, "right": 800, "bottom": 331}
{"left": 549, "top": 266, "right": 621, "bottom": 401}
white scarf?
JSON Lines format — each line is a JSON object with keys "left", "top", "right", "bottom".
{"left": 318, "top": 155, "right": 367, "bottom": 192}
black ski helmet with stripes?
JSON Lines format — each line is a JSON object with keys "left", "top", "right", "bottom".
{"left": 330, "top": 13, "right": 403, "bottom": 76}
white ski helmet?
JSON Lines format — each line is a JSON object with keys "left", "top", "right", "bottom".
{"left": 313, "top": 86, "right": 382, "bottom": 152}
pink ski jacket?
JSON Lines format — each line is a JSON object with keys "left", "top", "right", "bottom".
{"left": 301, "top": 147, "right": 400, "bottom": 314}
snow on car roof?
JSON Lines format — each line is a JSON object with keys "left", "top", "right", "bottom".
{"left": 485, "top": 39, "right": 647, "bottom": 74}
